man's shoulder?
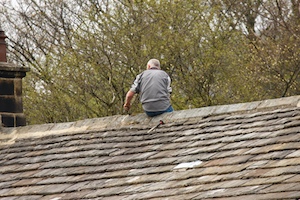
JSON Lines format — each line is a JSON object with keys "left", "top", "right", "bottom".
{"left": 145, "top": 69, "right": 168, "bottom": 75}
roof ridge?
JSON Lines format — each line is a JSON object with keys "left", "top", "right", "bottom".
{"left": 0, "top": 95, "right": 299, "bottom": 144}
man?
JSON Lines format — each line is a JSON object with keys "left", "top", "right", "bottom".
{"left": 124, "top": 59, "right": 173, "bottom": 117}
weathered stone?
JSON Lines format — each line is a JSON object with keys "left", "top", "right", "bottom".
{"left": 0, "top": 96, "right": 299, "bottom": 199}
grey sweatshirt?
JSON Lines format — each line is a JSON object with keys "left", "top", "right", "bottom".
{"left": 130, "top": 68, "right": 172, "bottom": 112}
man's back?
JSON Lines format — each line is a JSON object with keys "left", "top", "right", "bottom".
{"left": 139, "top": 69, "right": 171, "bottom": 112}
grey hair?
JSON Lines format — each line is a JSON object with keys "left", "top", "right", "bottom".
{"left": 147, "top": 59, "right": 160, "bottom": 69}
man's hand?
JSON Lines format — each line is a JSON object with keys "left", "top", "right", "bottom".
{"left": 123, "top": 103, "right": 131, "bottom": 111}
{"left": 124, "top": 90, "right": 135, "bottom": 112}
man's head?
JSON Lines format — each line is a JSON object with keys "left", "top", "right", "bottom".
{"left": 147, "top": 59, "right": 160, "bottom": 69}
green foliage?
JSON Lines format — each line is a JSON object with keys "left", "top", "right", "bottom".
{"left": 0, "top": 0, "right": 299, "bottom": 124}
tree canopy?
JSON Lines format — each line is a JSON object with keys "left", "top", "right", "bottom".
{"left": 0, "top": 0, "right": 299, "bottom": 124}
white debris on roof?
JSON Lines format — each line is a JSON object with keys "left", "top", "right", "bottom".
{"left": 127, "top": 176, "right": 140, "bottom": 183}
{"left": 207, "top": 189, "right": 226, "bottom": 196}
{"left": 50, "top": 197, "right": 62, "bottom": 200}
{"left": 174, "top": 160, "right": 202, "bottom": 169}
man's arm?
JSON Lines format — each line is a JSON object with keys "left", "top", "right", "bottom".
{"left": 123, "top": 90, "right": 135, "bottom": 111}
{"left": 124, "top": 72, "right": 142, "bottom": 111}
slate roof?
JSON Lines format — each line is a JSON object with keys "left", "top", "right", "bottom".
{"left": 0, "top": 95, "right": 300, "bottom": 200}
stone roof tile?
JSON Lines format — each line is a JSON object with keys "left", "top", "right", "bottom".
{"left": 0, "top": 95, "right": 300, "bottom": 199}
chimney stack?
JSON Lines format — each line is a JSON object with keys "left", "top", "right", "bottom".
{"left": 0, "top": 26, "right": 29, "bottom": 127}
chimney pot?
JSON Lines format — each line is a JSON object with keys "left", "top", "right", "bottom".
{"left": 0, "top": 27, "right": 7, "bottom": 62}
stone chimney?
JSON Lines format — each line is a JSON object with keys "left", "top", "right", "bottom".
{"left": 0, "top": 27, "right": 29, "bottom": 127}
